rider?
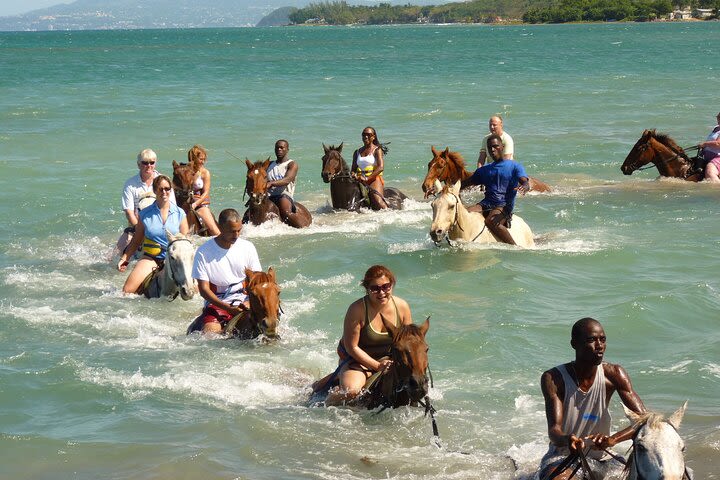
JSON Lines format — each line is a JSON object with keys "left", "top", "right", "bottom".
{"left": 700, "top": 112, "right": 720, "bottom": 182}
{"left": 351, "top": 126, "right": 388, "bottom": 210}
{"left": 477, "top": 115, "right": 514, "bottom": 167}
{"left": 460, "top": 134, "right": 530, "bottom": 245}
{"left": 320, "top": 265, "right": 413, "bottom": 406}
{"left": 188, "top": 145, "right": 220, "bottom": 236}
{"left": 116, "top": 148, "right": 175, "bottom": 257}
{"left": 538, "top": 317, "right": 646, "bottom": 480}
{"left": 188, "top": 208, "right": 262, "bottom": 335}
{"left": 266, "top": 139, "right": 305, "bottom": 228}
{"left": 117, "top": 175, "right": 188, "bottom": 294}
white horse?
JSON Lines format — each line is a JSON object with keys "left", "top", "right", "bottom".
{"left": 142, "top": 230, "right": 196, "bottom": 301}
{"left": 624, "top": 402, "right": 692, "bottom": 480}
{"left": 429, "top": 180, "right": 535, "bottom": 248}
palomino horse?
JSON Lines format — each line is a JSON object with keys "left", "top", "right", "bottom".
{"left": 243, "top": 159, "right": 312, "bottom": 227}
{"left": 623, "top": 402, "right": 692, "bottom": 480}
{"left": 185, "top": 267, "right": 281, "bottom": 340}
{"left": 430, "top": 180, "right": 535, "bottom": 248}
{"left": 314, "top": 316, "right": 431, "bottom": 410}
{"left": 224, "top": 268, "right": 282, "bottom": 340}
{"left": 321, "top": 143, "right": 408, "bottom": 211}
{"left": 139, "top": 231, "right": 196, "bottom": 300}
{"left": 421, "top": 146, "right": 552, "bottom": 197}
{"left": 172, "top": 160, "right": 215, "bottom": 236}
{"left": 621, "top": 130, "right": 704, "bottom": 181}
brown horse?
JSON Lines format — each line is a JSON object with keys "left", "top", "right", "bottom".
{"left": 313, "top": 316, "right": 431, "bottom": 410}
{"left": 321, "top": 143, "right": 407, "bottom": 211}
{"left": 243, "top": 159, "right": 312, "bottom": 228}
{"left": 421, "top": 146, "right": 552, "bottom": 197}
{"left": 172, "top": 160, "right": 214, "bottom": 236}
{"left": 224, "top": 267, "right": 282, "bottom": 340}
{"left": 621, "top": 129, "right": 704, "bottom": 181}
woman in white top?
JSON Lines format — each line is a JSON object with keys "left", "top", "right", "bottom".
{"left": 188, "top": 145, "right": 220, "bottom": 236}
{"left": 351, "top": 126, "right": 389, "bottom": 210}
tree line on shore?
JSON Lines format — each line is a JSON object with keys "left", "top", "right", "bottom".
{"left": 286, "top": 0, "right": 718, "bottom": 24}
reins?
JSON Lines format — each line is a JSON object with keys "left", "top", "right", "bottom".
{"left": 441, "top": 192, "right": 486, "bottom": 246}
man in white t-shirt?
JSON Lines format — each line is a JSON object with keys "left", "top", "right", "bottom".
{"left": 188, "top": 208, "right": 262, "bottom": 334}
{"left": 477, "top": 115, "right": 515, "bottom": 167}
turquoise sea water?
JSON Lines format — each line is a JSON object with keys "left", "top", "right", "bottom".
{"left": 1, "top": 23, "right": 719, "bottom": 479}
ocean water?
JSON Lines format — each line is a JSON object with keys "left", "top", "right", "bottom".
{"left": 1, "top": 22, "right": 719, "bottom": 479}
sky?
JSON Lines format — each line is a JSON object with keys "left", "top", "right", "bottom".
{"left": 0, "top": 0, "right": 72, "bottom": 17}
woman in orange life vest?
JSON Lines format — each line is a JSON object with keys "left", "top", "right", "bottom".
{"left": 351, "top": 126, "right": 390, "bottom": 210}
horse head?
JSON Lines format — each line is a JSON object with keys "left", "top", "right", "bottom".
{"left": 172, "top": 160, "right": 199, "bottom": 207}
{"left": 624, "top": 402, "right": 690, "bottom": 480}
{"left": 429, "top": 180, "right": 461, "bottom": 244}
{"left": 245, "top": 158, "right": 272, "bottom": 206}
{"left": 422, "top": 146, "right": 450, "bottom": 197}
{"left": 382, "top": 315, "right": 430, "bottom": 405}
{"left": 321, "top": 143, "right": 346, "bottom": 183}
{"left": 621, "top": 130, "right": 657, "bottom": 175}
{"left": 164, "top": 230, "right": 196, "bottom": 300}
{"left": 245, "top": 267, "right": 281, "bottom": 339}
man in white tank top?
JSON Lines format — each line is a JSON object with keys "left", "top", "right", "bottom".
{"left": 266, "top": 139, "right": 300, "bottom": 223}
{"left": 537, "top": 318, "right": 646, "bottom": 479}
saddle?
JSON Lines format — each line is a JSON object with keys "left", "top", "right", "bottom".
{"left": 136, "top": 262, "right": 163, "bottom": 298}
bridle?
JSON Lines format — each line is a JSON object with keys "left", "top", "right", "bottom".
{"left": 433, "top": 191, "right": 486, "bottom": 246}
{"left": 627, "top": 140, "right": 697, "bottom": 179}
{"left": 623, "top": 420, "right": 692, "bottom": 480}
{"left": 322, "top": 151, "right": 349, "bottom": 182}
{"left": 164, "top": 237, "right": 193, "bottom": 301}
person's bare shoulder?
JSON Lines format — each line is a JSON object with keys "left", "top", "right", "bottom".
{"left": 602, "top": 362, "right": 631, "bottom": 386}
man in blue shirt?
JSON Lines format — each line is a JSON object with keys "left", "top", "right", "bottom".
{"left": 460, "top": 134, "right": 530, "bottom": 245}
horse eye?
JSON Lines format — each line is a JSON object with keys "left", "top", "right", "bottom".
{"left": 636, "top": 443, "right": 647, "bottom": 452}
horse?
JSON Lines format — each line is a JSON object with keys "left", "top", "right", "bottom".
{"left": 621, "top": 130, "right": 704, "bottom": 182}
{"left": 185, "top": 267, "right": 281, "bottom": 340}
{"left": 172, "top": 160, "right": 215, "bottom": 236}
{"left": 622, "top": 402, "right": 692, "bottom": 480}
{"left": 321, "top": 143, "right": 408, "bottom": 211}
{"left": 421, "top": 145, "right": 552, "bottom": 197}
{"left": 138, "top": 230, "right": 196, "bottom": 301}
{"left": 313, "top": 316, "right": 431, "bottom": 410}
{"left": 429, "top": 180, "right": 535, "bottom": 248}
{"left": 243, "top": 158, "right": 313, "bottom": 228}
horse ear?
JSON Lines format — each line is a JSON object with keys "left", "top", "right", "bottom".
{"left": 443, "top": 147, "right": 450, "bottom": 157}
{"left": 667, "top": 401, "right": 688, "bottom": 430}
{"left": 433, "top": 179, "right": 443, "bottom": 193}
{"left": 431, "top": 145, "right": 439, "bottom": 156}
{"left": 381, "top": 314, "right": 398, "bottom": 339}
{"left": 419, "top": 315, "right": 430, "bottom": 337}
{"left": 262, "top": 158, "right": 271, "bottom": 169}
{"left": 245, "top": 159, "right": 253, "bottom": 169}
{"left": 450, "top": 180, "right": 461, "bottom": 194}
{"left": 337, "top": 142, "right": 343, "bottom": 153}
{"left": 323, "top": 143, "right": 328, "bottom": 153}
{"left": 172, "top": 160, "right": 179, "bottom": 169}
{"left": 245, "top": 268, "right": 255, "bottom": 281}
{"left": 623, "top": 404, "right": 643, "bottom": 425}
{"left": 267, "top": 266, "right": 276, "bottom": 283}
{"left": 165, "top": 228, "right": 177, "bottom": 242}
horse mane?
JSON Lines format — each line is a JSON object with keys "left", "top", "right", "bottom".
{"left": 393, "top": 323, "right": 425, "bottom": 344}
{"left": 247, "top": 270, "right": 273, "bottom": 289}
{"left": 443, "top": 149, "right": 472, "bottom": 181}
{"left": 649, "top": 130, "right": 690, "bottom": 161}
{"left": 632, "top": 411, "right": 665, "bottom": 430}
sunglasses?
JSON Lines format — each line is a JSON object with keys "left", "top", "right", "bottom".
{"left": 141, "top": 161, "right": 156, "bottom": 166}
{"left": 368, "top": 282, "right": 392, "bottom": 293}
{"left": 158, "top": 186, "right": 172, "bottom": 192}
{"left": 362, "top": 132, "right": 374, "bottom": 138}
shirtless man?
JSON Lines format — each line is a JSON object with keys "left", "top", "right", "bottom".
{"left": 537, "top": 317, "right": 646, "bottom": 479}
{"left": 477, "top": 115, "right": 514, "bottom": 167}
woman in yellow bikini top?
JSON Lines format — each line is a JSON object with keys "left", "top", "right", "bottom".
{"left": 325, "top": 265, "right": 413, "bottom": 406}
{"left": 351, "top": 126, "right": 390, "bottom": 210}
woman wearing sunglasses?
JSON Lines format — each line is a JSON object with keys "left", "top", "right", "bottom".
{"left": 351, "top": 126, "right": 389, "bottom": 210}
{"left": 325, "top": 264, "right": 413, "bottom": 405}
{"left": 117, "top": 175, "right": 189, "bottom": 294}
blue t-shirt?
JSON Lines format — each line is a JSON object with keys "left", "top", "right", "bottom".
{"left": 467, "top": 160, "right": 528, "bottom": 211}
{"left": 139, "top": 202, "right": 186, "bottom": 260}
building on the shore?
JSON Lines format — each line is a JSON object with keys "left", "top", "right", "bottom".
{"left": 670, "top": 8, "right": 692, "bottom": 19}
{"left": 693, "top": 8, "right": 714, "bottom": 18}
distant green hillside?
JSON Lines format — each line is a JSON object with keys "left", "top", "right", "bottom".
{"left": 287, "top": 0, "right": 718, "bottom": 24}
{"left": 257, "top": 6, "right": 298, "bottom": 26}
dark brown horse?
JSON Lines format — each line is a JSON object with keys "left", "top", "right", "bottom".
{"left": 243, "top": 159, "right": 312, "bottom": 227}
{"left": 421, "top": 146, "right": 552, "bottom": 197}
{"left": 321, "top": 143, "right": 407, "bottom": 211}
{"left": 313, "top": 316, "right": 431, "bottom": 410}
{"left": 621, "top": 129, "right": 704, "bottom": 181}
{"left": 172, "top": 160, "right": 214, "bottom": 236}
{"left": 224, "top": 267, "right": 282, "bottom": 340}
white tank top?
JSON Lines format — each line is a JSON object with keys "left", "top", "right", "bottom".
{"left": 356, "top": 149, "right": 378, "bottom": 176}
{"left": 266, "top": 160, "right": 295, "bottom": 198}
{"left": 557, "top": 363, "right": 612, "bottom": 458}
